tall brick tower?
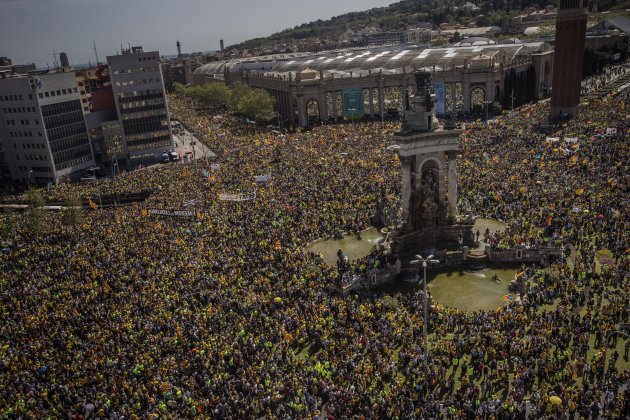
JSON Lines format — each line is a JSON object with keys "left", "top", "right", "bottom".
{"left": 550, "top": 0, "right": 589, "bottom": 118}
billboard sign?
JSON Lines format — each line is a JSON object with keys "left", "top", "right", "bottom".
{"left": 342, "top": 88, "right": 364, "bottom": 119}
{"left": 431, "top": 81, "right": 445, "bottom": 115}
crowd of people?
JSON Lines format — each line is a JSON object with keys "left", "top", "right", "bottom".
{"left": 0, "top": 71, "right": 628, "bottom": 418}
{"left": 581, "top": 61, "right": 630, "bottom": 96}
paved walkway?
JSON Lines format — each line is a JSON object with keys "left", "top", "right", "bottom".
{"left": 173, "top": 127, "right": 216, "bottom": 162}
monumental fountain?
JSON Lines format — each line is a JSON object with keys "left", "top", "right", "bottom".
{"left": 383, "top": 71, "right": 474, "bottom": 261}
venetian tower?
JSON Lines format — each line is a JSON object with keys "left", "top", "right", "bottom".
{"left": 550, "top": 0, "right": 589, "bottom": 118}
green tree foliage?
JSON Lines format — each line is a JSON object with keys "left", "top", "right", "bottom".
{"left": 235, "top": 89, "right": 276, "bottom": 123}
{"left": 181, "top": 83, "right": 232, "bottom": 111}
{"left": 173, "top": 82, "right": 186, "bottom": 95}
{"left": 177, "top": 83, "right": 276, "bottom": 123}
{"left": 26, "top": 188, "right": 46, "bottom": 237}
{"left": 62, "top": 193, "right": 83, "bottom": 228}
{"left": 229, "top": 84, "right": 252, "bottom": 110}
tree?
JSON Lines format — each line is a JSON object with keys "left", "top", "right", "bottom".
{"left": 173, "top": 82, "right": 186, "bottom": 96}
{"left": 229, "top": 84, "right": 252, "bottom": 110}
{"left": 235, "top": 89, "right": 276, "bottom": 123}
{"left": 26, "top": 188, "right": 46, "bottom": 237}
{"left": 62, "top": 192, "right": 83, "bottom": 228}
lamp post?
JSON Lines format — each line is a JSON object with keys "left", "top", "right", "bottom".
{"left": 27, "top": 170, "right": 33, "bottom": 189}
{"left": 410, "top": 254, "right": 440, "bottom": 379}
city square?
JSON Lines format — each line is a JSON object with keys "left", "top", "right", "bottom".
{"left": 1, "top": 0, "right": 629, "bottom": 418}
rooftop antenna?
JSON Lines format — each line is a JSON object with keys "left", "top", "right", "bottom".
{"left": 93, "top": 39, "right": 100, "bottom": 65}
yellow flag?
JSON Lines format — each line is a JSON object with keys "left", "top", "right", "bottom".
{"left": 141, "top": 209, "right": 149, "bottom": 217}
{"left": 575, "top": 188, "right": 584, "bottom": 196}
{"left": 88, "top": 199, "right": 97, "bottom": 209}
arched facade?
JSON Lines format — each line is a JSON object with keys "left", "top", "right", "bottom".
{"left": 193, "top": 42, "right": 554, "bottom": 126}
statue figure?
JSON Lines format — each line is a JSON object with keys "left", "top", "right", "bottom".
{"left": 415, "top": 71, "right": 431, "bottom": 93}
{"left": 418, "top": 179, "right": 438, "bottom": 227}
{"left": 421, "top": 196, "right": 438, "bottom": 227}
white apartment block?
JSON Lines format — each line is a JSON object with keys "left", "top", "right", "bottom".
{"left": 0, "top": 71, "right": 95, "bottom": 185}
{"left": 107, "top": 47, "right": 173, "bottom": 163}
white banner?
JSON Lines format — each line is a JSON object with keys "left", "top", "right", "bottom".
{"left": 254, "top": 174, "right": 271, "bottom": 183}
{"left": 606, "top": 128, "right": 617, "bottom": 135}
{"left": 148, "top": 209, "right": 195, "bottom": 218}
{"left": 218, "top": 192, "right": 256, "bottom": 202}
{"left": 545, "top": 137, "right": 560, "bottom": 143}
{"left": 564, "top": 137, "right": 578, "bottom": 143}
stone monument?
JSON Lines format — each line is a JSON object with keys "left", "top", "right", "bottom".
{"left": 386, "top": 71, "right": 474, "bottom": 258}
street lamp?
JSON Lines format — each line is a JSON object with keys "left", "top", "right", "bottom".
{"left": 410, "top": 254, "right": 440, "bottom": 379}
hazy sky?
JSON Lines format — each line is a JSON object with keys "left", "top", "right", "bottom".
{"left": 0, "top": 0, "right": 395, "bottom": 67}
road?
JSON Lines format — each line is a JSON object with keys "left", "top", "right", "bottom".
{"left": 173, "top": 127, "right": 216, "bottom": 162}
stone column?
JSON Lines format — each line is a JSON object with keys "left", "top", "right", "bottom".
{"left": 319, "top": 92, "right": 327, "bottom": 121}
{"left": 297, "top": 94, "right": 307, "bottom": 127}
{"left": 378, "top": 86, "right": 384, "bottom": 119}
{"left": 486, "top": 81, "right": 495, "bottom": 103}
{"left": 368, "top": 88, "right": 375, "bottom": 117}
{"left": 399, "top": 155, "right": 414, "bottom": 226}
{"left": 447, "top": 151, "right": 458, "bottom": 223}
{"left": 332, "top": 91, "right": 338, "bottom": 121}
{"left": 463, "top": 80, "right": 471, "bottom": 114}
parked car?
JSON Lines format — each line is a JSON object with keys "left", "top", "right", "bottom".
{"left": 161, "top": 151, "right": 171, "bottom": 163}
{"left": 169, "top": 151, "right": 180, "bottom": 162}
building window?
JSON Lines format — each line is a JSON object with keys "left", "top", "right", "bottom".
{"left": 38, "top": 93, "right": 43, "bottom": 98}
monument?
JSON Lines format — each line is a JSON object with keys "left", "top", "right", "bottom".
{"left": 385, "top": 71, "right": 474, "bottom": 259}
{"left": 549, "top": 0, "right": 589, "bottom": 118}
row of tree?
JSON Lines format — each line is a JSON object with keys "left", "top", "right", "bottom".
{"left": 500, "top": 65, "right": 538, "bottom": 109}
{"left": 0, "top": 189, "right": 83, "bottom": 239}
{"left": 173, "top": 83, "right": 276, "bottom": 123}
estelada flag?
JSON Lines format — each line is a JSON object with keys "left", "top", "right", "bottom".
{"left": 88, "top": 199, "right": 97, "bottom": 209}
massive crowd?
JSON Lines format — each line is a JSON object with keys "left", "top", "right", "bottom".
{"left": 0, "top": 73, "right": 628, "bottom": 418}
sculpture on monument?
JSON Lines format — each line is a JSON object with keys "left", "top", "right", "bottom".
{"left": 385, "top": 70, "right": 475, "bottom": 257}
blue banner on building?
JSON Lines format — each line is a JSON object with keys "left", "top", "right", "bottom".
{"left": 431, "top": 81, "right": 445, "bottom": 115}
{"left": 342, "top": 88, "right": 364, "bottom": 119}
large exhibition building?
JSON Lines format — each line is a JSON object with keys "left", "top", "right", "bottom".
{"left": 191, "top": 41, "right": 553, "bottom": 126}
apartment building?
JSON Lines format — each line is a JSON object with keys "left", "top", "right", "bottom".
{"left": 107, "top": 47, "right": 173, "bottom": 163}
{"left": 0, "top": 71, "right": 95, "bottom": 185}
